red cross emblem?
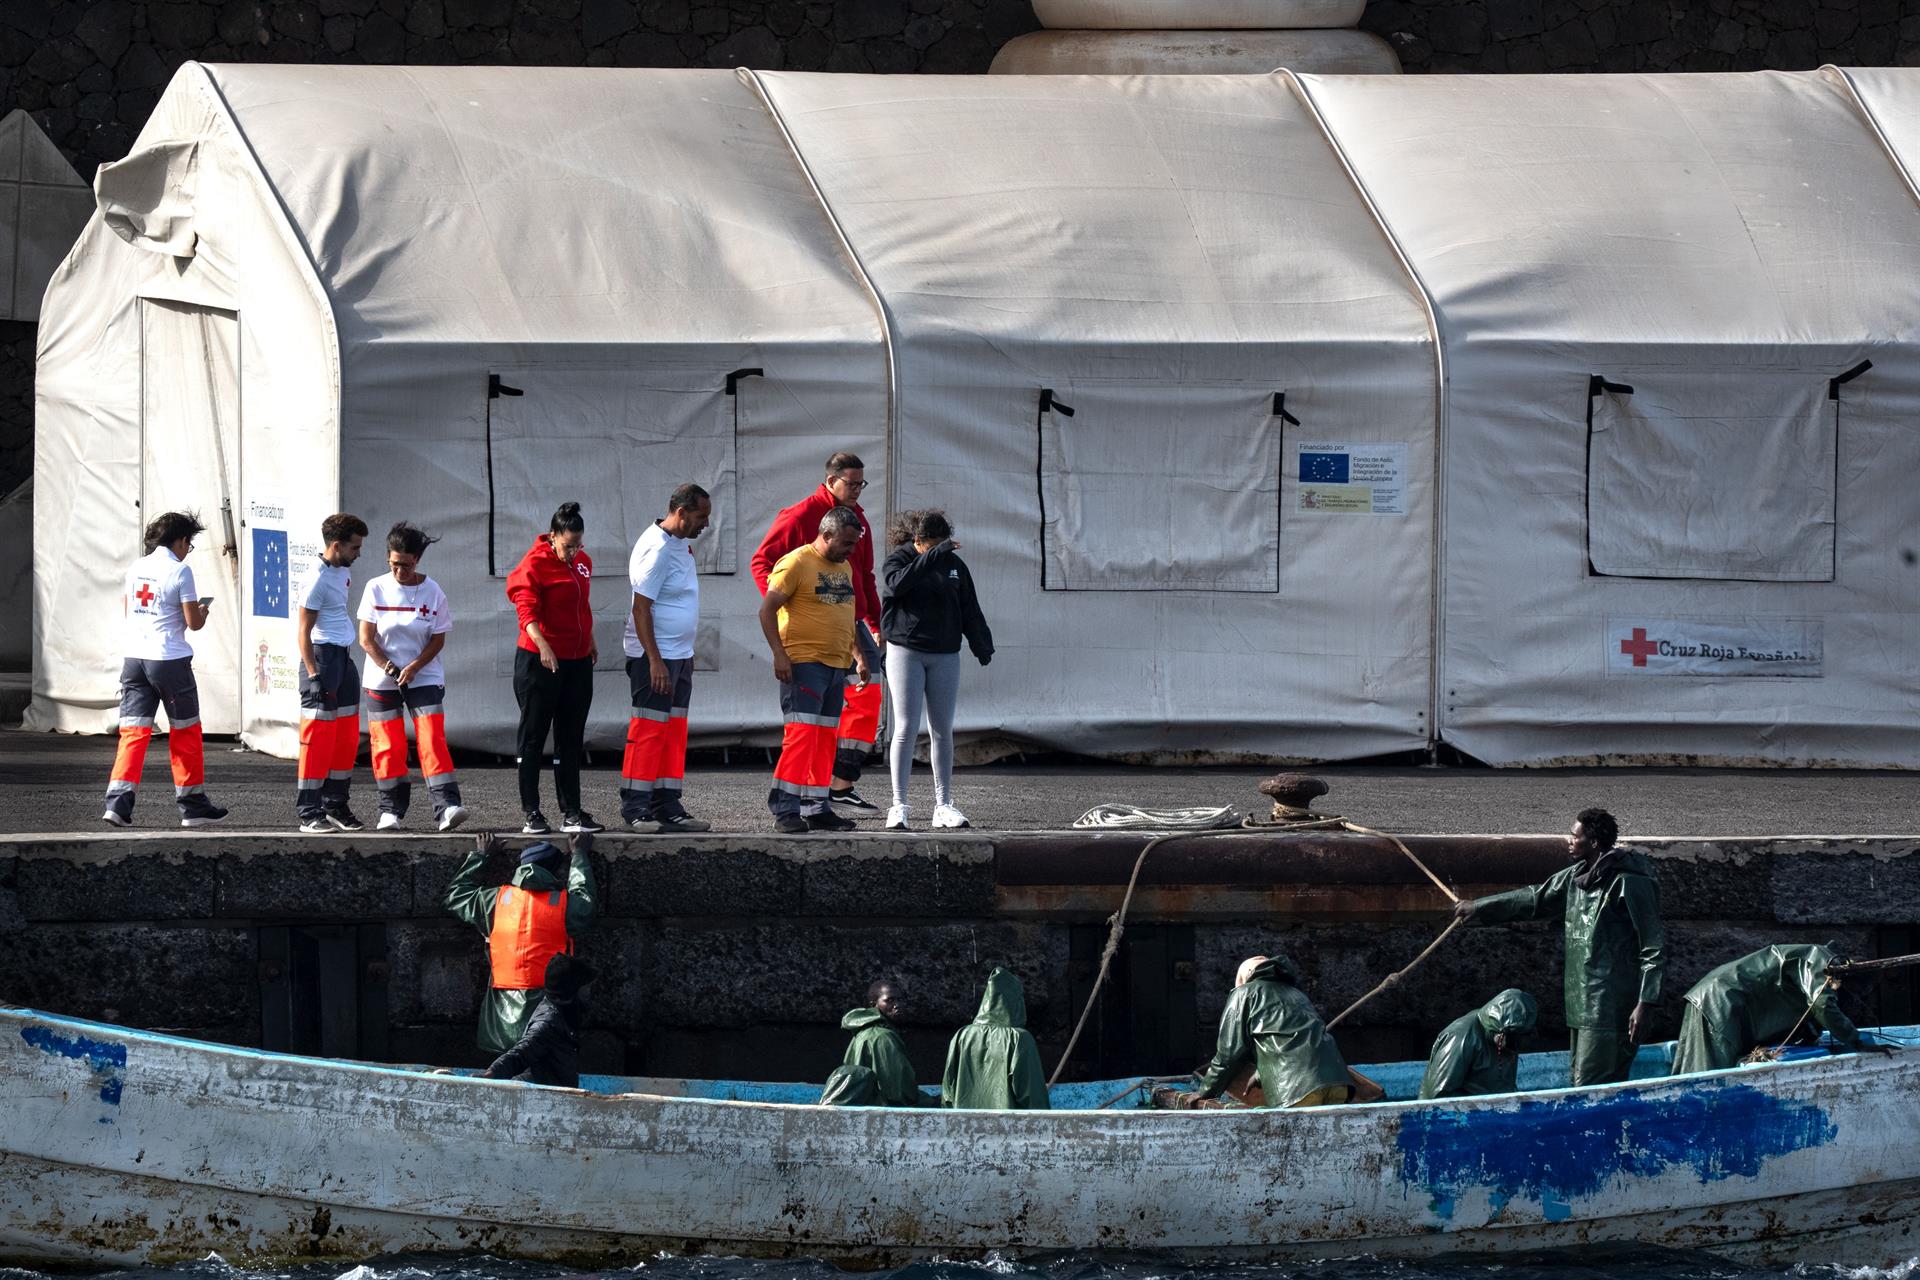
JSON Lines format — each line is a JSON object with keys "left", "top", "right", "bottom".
{"left": 134, "top": 583, "right": 155, "bottom": 607}
{"left": 1619, "top": 627, "right": 1660, "bottom": 667}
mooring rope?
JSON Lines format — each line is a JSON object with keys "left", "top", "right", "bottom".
{"left": 1049, "top": 809, "right": 1465, "bottom": 1086}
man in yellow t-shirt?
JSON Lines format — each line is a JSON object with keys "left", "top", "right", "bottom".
{"left": 758, "top": 506, "right": 871, "bottom": 833}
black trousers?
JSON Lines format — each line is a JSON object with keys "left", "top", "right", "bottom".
{"left": 513, "top": 648, "right": 593, "bottom": 818}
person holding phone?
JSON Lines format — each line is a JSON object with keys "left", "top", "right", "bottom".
{"left": 102, "top": 511, "right": 229, "bottom": 828}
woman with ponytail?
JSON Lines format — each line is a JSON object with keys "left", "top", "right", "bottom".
{"left": 505, "top": 501, "right": 601, "bottom": 835}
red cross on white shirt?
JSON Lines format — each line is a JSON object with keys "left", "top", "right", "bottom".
{"left": 134, "top": 583, "right": 155, "bottom": 607}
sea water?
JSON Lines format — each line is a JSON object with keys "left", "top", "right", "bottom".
{"left": 5, "top": 1247, "right": 1918, "bottom": 1280}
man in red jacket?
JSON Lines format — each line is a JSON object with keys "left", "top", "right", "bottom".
{"left": 751, "top": 451, "right": 884, "bottom": 813}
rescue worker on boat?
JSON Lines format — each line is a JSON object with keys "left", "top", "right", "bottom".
{"left": 825, "top": 976, "right": 933, "bottom": 1107}
{"left": 942, "top": 966, "right": 1050, "bottom": 1110}
{"left": 444, "top": 831, "right": 598, "bottom": 1056}
{"left": 1670, "top": 943, "right": 1864, "bottom": 1075}
{"left": 1183, "top": 954, "right": 1353, "bottom": 1108}
{"left": 1453, "top": 807, "right": 1665, "bottom": 1088}
{"left": 1418, "top": 988, "right": 1538, "bottom": 1099}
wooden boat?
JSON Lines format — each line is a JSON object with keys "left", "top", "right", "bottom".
{"left": 3, "top": 1004, "right": 1916, "bottom": 1267}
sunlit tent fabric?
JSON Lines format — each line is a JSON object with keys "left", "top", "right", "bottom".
{"left": 1303, "top": 68, "right": 1920, "bottom": 766}
{"left": 31, "top": 64, "right": 1920, "bottom": 766}
{"left": 32, "top": 64, "right": 889, "bottom": 756}
{"left": 757, "top": 72, "right": 1437, "bottom": 760}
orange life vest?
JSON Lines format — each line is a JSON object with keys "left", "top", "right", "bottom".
{"left": 488, "top": 884, "right": 572, "bottom": 990}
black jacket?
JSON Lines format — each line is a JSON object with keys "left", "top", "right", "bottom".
{"left": 882, "top": 543, "right": 993, "bottom": 660}
{"left": 480, "top": 992, "right": 583, "bottom": 1088}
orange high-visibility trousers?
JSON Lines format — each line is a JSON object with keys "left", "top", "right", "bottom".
{"left": 367, "top": 683, "right": 462, "bottom": 820}
{"left": 297, "top": 643, "right": 360, "bottom": 819}
{"left": 834, "top": 676, "right": 883, "bottom": 782}
{"left": 621, "top": 656, "right": 694, "bottom": 823}
{"left": 768, "top": 661, "right": 846, "bottom": 818}
{"left": 104, "top": 656, "right": 210, "bottom": 822}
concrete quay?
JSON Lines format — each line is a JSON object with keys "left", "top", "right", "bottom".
{"left": 4, "top": 827, "right": 1916, "bottom": 1084}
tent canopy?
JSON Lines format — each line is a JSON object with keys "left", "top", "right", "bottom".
{"left": 31, "top": 64, "right": 1920, "bottom": 767}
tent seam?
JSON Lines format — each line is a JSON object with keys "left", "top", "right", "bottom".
{"left": 740, "top": 69, "right": 901, "bottom": 519}
{"left": 1828, "top": 65, "right": 1920, "bottom": 213}
{"left": 1281, "top": 69, "right": 1448, "bottom": 758}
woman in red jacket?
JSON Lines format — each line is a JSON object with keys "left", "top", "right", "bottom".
{"left": 505, "top": 501, "right": 602, "bottom": 836}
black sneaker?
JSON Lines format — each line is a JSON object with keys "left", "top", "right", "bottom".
{"left": 299, "top": 816, "right": 332, "bottom": 834}
{"left": 522, "top": 812, "right": 553, "bottom": 835}
{"left": 562, "top": 812, "right": 605, "bottom": 834}
{"left": 181, "top": 805, "right": 230, "bottom": 829}
{"left": 807, "top": 810, "right": 858, "bottom": 832}
{"left": 829, "top": 787, "right": 879, "bottom": 812}
{"left": 774, "top": 812, "right": 810, "bottom": 834}
{"left": 326, "top": 807, "right": 366, "bottom": 832}
{"left": 655, "top": 813, "right": 713, "bottom": 834}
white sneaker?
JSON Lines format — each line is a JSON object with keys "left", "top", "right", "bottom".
{"left": 376, "top": 812, "right": 403, "bottom": 831}
{"left": 438, "top": 805, "right": 470, "bottom": 832}
{"left": 885, "top": 803, "right": 910, "bottom": 830}
{"left": 930, "top": 803, "right": 970, "bottom": 830}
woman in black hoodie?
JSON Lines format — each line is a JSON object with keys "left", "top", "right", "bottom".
{"left": 881, "top": 510, "right": 993, "bottom": 830}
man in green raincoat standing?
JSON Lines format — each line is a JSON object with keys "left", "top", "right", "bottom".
{"left": 1670, "top": 943, "right": 1861, "bottom": 1075}
{"left": 1418, "top": 988, "right": 1538, "bottom": 1099}
{"left": 837, "top": 977, "right": 931, "bottom": 1106}
{"left": 1194, "top": 954, "right": 1352, "bottom": 1108}
{"left": 942, "top": 967, "right": 1050, "bottom": 1109}
{"left": 1455, "top": 807, "right": 1664, "bottom": 1087}
{"left": 444, "top": 831, "right": 598, "bottom": 1055}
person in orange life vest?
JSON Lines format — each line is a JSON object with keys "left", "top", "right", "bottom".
{"left": 505, "top": 501, "right": 602, "bottom": 837}
{"left": 296, "top": 513, "right": 369, "bottom": 833}
{"left": 759, "top": 506, "right": 870, "bottom": 834}
{"left": 444, "top": 831, "right": 599, "bottom": 1054}
{"left": 750, "top": 451, "right": 884, "bottom": 813}
{"left": 103, "top": 510, "right": 229, "bottom": 829}
{"left": 357, "top": 522, "right": 467, "bottom": 832}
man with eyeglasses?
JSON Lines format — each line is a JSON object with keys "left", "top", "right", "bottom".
{"left": 751, "top": 450, "right": 886, "bottom": 813}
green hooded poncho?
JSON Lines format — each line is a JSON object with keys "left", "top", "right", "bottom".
{"left": 1418, "top": 988, "right": 1539, "bottom": 1100}
{"left": 941, "top": 967, "right": 1050, "bottom": 1110}
{"left": 1671, "top": 943, "right": 1860, "bottom": 1075}
{"left": 841, "top": 1007, "right": 930, "bottom": 1107}
{"left": 443, "top": 844, "right": 598, "bottom": 1055}
{"left": 1468, "top": 845, "right": 1665, "bottom": 1031}
{"left": 1195, "top": 955, "right": 1350, "bottom": 1108}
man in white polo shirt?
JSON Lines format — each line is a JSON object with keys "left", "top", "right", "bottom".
{"left": 296, "top": 512, "right": 369, "bottom": 833}
{"left": 619, "top": 482, "right": 713, "bottom": 834}
{"left": 103, "top": 511, "right": 229, "bottom": 828}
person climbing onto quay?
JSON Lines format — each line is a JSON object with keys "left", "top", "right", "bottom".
{"left": 444, "top": 830, "right": 599, "bottom": 1057}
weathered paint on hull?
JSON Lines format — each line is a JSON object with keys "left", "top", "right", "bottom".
{"left": 4, "top": 1010, "right": 1918, "bottom": 1268}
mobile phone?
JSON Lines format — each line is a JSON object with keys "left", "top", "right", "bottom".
{"left": 198, "top": 596, "right": 215, "bottom": 606}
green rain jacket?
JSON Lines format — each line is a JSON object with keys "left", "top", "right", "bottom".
{"left": 841, "top": 1007, "right": 930, "bottom": 1107}
{"left": 1195, "top": 955, "right": 1350, "bottom": 1107}
{"left": 1418, "top": 988, "right": 1539, "bottom": 1099}
{"left": 1469, "top": 845, "right": 1665, "bottom": 1031}
{"left": 444, "top": 846, "right": 598, "bottom": 1055}
{"left": 1673, "top": 943, "right": 1860, "bottom": 1074}
{"left": 941, "top": 967, "right": 1050, "bottom": 1110}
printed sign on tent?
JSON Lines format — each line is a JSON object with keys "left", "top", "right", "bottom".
{"left": 1297, "top": 442, "right": 1406, "bottom": 515}
{"left": 248, "top": 498, "right": 301, "bottom": 699}
{"left": 1606, "top": 617, "right": 1824, "bottom": 678}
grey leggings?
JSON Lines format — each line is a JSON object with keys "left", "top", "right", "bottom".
{"left": 886, "top": 646, "right": 961, "bottom": 807}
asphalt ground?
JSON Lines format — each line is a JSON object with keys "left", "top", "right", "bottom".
{"left": 2, "top": 727, "right": 1914, "bottom": 838}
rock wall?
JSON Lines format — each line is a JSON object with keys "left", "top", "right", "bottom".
{"left": 2, "top": 0, "right": 1915, "bottom": 554}
{"left": 3, "top": 832, "right": 1915, "bottom": 1084}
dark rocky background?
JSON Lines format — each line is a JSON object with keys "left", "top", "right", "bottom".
{"left": 1, "top": 0, "right": 1916, "bottom": 496}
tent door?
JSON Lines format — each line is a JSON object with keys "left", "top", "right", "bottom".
{"left": 139, "top": 298, "right": 242, "bottom": 732}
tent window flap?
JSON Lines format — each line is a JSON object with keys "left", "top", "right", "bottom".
{"left": 1586, "top": 371, "right": 1838, "bottom": 583}
{"left": 1039, "top": 381, "right": 1281, "bottom": 592}
{"left": 486, "top": 366, "right": 738, "bottom": 577}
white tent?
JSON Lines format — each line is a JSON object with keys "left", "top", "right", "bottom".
{"left": 1304, "top": 68, "right": 1920, "bottom": 766}
{"left": 32, "top": 64, "right": 1920, "bottom": 766}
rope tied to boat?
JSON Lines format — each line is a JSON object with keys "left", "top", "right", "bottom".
{"left": 1050, "top": 786, "right": 1465, "bottom": 1086}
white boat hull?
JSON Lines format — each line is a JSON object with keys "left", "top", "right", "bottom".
{"left": 4, "top": 1009, "right": 1918, "bottom": 1267}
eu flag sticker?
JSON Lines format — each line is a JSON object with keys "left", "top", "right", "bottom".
{"left": 253, "top": 529, "right": 289, "bottom": 618}
{"left": 1300, "top": 451, "right": 1350, "bottom": 483}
